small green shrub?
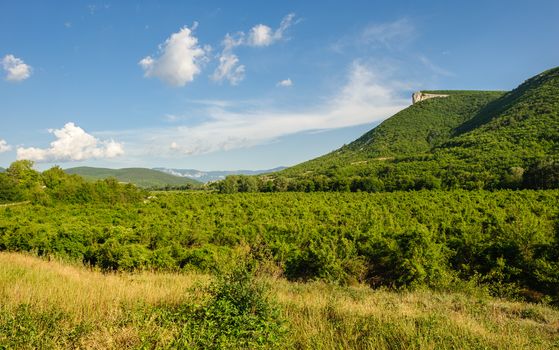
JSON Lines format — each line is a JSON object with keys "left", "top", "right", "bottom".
{"left": 165, "top": 263, "right": 287, "bottom": 349}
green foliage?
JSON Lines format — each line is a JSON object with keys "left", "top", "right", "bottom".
{"left": 2, "top": 190, "right": 559, "bottom": 303}
{"left": 0, "top": 304, "right": 90, "bottom": 349}
{"left": 0, "top": 161, "right": 146, "bottom": 205}
{"left": 150, "top": 263, "right": 286, "bottom": 349}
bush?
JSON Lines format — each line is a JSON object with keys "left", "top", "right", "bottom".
{"left": 172, "top": 263, "right": 287, "bottom": 349}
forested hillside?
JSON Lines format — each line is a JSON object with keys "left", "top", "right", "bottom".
{"left": 216, "top": 67, "right": 559, "bottom": 193}
{"left": 0, "top": 161, "right": 145, "bottom": 204}
{"left": 65, "top": 166, "right": 201, "bottom": 189}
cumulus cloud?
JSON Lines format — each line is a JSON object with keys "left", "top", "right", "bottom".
{"left": 17, "top": 122, "right": 124, "bottom": 162}
{"left": 247, "top": 24, "right": 273, "bottom": 47}
{"left": 212, "top": 13, "right": 297, "bottom": 85}
{"left": 0, "top": 139, "right": 11, "bottom": 153}
{"left": 120, "top": 61, "right": 408, "bottom": 156}
{"left": 277, "top": 78, "right": 293, "bottom": 87}
{"left": 139, "top": 25, "right": 209, "bottom": 87}
{"left": 2, "top": 54, "right": 32, "bottom": 82}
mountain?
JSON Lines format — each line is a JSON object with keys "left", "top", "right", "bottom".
{"left": 154, "top": 167, "right": 286, "bottom": 183}
{"left": 265, "top": 67, "right": 559, "bottom": 191}
{"left": 0, "top": 167, "right": 5, "bottom": 173}
{"left": 64, "top": 167, "right": 201, "bottom": 188}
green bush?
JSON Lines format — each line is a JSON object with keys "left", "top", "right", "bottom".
{"left": 164, "top": 263, "right": 286, "bottom": 349}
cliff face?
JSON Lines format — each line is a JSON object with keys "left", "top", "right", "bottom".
{"left": 412, "top": 92, "right": 449, "bottom": 104}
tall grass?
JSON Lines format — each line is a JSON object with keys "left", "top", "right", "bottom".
{"left": 1, "top": 252, "right": 558, "bottom": 349}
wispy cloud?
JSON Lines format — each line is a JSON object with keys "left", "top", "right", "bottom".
{"left": 111, "top": 61, "right": 408, "bottom": 156}
{"left": 139, "top": 24, "right": 210, "bottom": 87}
{"left": 360, "top": 18, "right": 415, "bottom": 49}
{"left": 212, "top": 13, "right": 297, "bottom": 85}
{"left": 332, "top": 18, "right": 416, "bottom": 53}
{"left": 2, "top": 54, "right": 32, "bottom": 82}
{"left": 418, "top": 55, "right": 454, "bottom": 77}
{"left": 17, "top": 122, "right": 124, "bottom": 162}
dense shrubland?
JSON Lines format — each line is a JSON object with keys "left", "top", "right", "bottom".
{"left": 2, "top": 189, "right": 559, "bottom": 304}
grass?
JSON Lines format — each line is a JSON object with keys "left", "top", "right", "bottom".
{"left": 1, "top": 252, "right": 558, "bottom": 349}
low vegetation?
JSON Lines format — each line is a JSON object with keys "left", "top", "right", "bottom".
{"left": 2, "top": 252, "right": 558, "bottom": 349}
{"left": 2, "top": 189, "right": 559, "bottom": 305}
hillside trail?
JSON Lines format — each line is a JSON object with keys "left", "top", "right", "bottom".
{"left": 0, "top": 201, "right": 30, "bottom": 208}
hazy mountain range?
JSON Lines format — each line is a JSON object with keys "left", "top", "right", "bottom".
{"left": 153, "top": 167, "right": 287, "bottom": 183}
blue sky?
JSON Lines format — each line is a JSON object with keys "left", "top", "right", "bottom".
{"left": 1, "top": 0, "right": 558, "bottom": 170}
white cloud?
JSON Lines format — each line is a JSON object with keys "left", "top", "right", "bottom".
{"left": 247, "top": 13, "right": 296, "bottom": 47}
{"left": 139, "top": 25, "right": 209, "bottom": 87}
{"left": 17, "top": 122, "right": 124, "bottom": 162}
{"left": 213, "top": 14, "right": 297, "bottom": 85}
{"left": 0, "top": 139, "right": 11, "bottom": 153}
{"left": 212, "top": 53, "right": 245, "bottom": 85}
{"left": 120, "top": 62, "right": 408, "bottom": 156}
{"left": 212, "top": 33, "right": 246, "bottom": 85}
{"left": 2, "top": 54, "right": 32, "bottom": 82}
{"left": 248, "top": 24, "right": 273, "bottom": 47}
{"left": 277, "top": 78, "right": 293, "bottom": 87}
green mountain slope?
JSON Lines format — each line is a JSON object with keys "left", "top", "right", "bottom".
{"left": 264, "top": 67, "right": 559, "bottom": 191}
{"left": 64, "top": 167, "right": 201, "bottom": 188}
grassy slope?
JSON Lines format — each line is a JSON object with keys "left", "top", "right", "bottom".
{"left": 279, "top": 67, "right": 559, "bottom": 180}
{"left": 280, "top": 90, "right": 504, "bottom": 177}
{"left": 1, "top": 252, "right": 558, "bottom": 349}
{"left": 64, "top": 166, "right": 201, "bottom": 188}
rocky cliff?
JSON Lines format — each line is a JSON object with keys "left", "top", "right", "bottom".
{"left": 412, "top": 92, "right": 449, "bottom": 104}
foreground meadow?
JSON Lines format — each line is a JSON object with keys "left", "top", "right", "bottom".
{"left": 1, "top": 252, "right": 558, "bottom": 349}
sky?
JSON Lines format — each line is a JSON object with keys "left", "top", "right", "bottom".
{"left": 0, "top": 0, "right": 558, "bottom": 171}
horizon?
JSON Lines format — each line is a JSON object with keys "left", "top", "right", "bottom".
{"left": 1, "top": 0, "right": 558, "bottom": 171}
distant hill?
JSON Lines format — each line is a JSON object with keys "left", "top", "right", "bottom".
{"left": 64, "top": 167, "right": 201, "bottom": 188}
{"left": 262, "top": 67, "right": 559, "bottom": 191}
{"left": 154, "top": 167, "right": 286, "bottom": 183}
{"left": 0, "top": 167, "right": 5, "bottom": 173}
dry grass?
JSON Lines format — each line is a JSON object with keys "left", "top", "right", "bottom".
{"left": 1, "top": 252, "right": 559, "bottom": 349}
